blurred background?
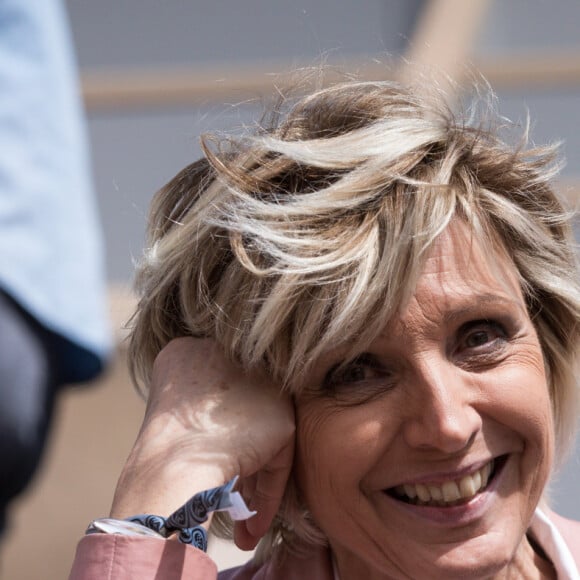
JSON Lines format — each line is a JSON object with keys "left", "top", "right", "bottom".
{"left": 2, "top": 1, "right": 579, "bottom": 578}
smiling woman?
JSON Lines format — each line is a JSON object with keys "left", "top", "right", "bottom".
{"left": 295, "top": 222, "right": 556, "bottom": 578}
{"left": 69, "top": 79, "right": 580, "bottom": 579}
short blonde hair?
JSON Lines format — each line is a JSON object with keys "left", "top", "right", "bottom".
{"left": 129, "top": 79, "right": 580, "bottom": 556}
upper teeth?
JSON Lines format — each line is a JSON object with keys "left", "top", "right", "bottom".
{"left": 394, "top": 460, "right": 494, "bottom": 505}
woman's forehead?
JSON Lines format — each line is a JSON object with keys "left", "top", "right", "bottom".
{"left": 396, "top": 222, "right": 524, "bottom": 316}
{"left": 422, "top": 224, "right": 515, "bottom": 280}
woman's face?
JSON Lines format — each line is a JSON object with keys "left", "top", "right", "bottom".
{"left": 294, "top": 222, "right": 554, "bottom": 579}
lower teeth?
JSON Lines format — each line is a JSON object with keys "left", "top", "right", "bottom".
{"left": 409, "top": 497, "right": 469, "bottom": 507}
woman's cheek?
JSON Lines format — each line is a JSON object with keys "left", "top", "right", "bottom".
{"left": 295, "top": 398, "right": 387, "bottom": 496}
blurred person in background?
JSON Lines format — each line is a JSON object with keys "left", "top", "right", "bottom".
{"left": 0, "top": 0, "right": 110, "bottom": 537}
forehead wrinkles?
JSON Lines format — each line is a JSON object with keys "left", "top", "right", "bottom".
{"left": 385, "top": 225, "right": 525, "bottom": 340}
{"left": 420, "top": 219, "right": 522, "bottom": 294}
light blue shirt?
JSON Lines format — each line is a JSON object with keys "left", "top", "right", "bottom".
{"left": 0, "top": 0, "right": 110, "bottom": 375}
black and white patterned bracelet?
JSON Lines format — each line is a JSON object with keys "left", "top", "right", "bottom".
{"left": 86, "top": 476, "right": 255, "bottom": 552}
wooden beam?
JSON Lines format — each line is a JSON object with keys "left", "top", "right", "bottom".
{"left": 398, "top": 0, "right": 491, "bottom": 90}
{"left": 477, "top": 52, "right": 580, "bottom": 90}
{"left": 556, "top": 179, "right": 580, "bottom": 207}
{"left": 82, "top": 63, "right": 286, "bottom": 111}
{"left": 80, "top": 60, "right": 401, "bottom": 112}
{"left": 80, "top": 50, "right": 580, "bottom": 113}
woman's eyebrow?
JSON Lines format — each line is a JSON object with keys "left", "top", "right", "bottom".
{"left": 376, "top": 294, "right": 524, "bottom": 342}
{"left": 443, "top": 293, "right": 525, "bottom": 324}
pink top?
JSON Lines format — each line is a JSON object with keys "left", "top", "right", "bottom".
{"left": 69, "top": 509, "right": 580, "bottom": 580}
{"left": 68, "top": 535, "right": 333, "bottom": 580}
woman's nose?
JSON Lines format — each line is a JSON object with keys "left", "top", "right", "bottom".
{"left": 402, "top": 358, "right": 482, "bottom": 453}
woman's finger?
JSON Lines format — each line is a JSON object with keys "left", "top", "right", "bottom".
{"left": 234, "top": 437, "right": 295, "bottom": 549}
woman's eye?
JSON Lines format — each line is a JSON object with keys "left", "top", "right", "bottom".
{"left": 322, "top": 354, "right": 386, "bottom": 390}
{"left": 328, "top": 364, "right": 371, "bottom": 385}
{"left": 465, "top": 330, "right": 493, "bottom": 348}
{"left": 458, "top": 320, "right": 507, "bottom": 352}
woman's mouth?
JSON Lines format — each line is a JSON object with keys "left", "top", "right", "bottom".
{"left": 387, "top": 456, "right": 506, "bottom": 507}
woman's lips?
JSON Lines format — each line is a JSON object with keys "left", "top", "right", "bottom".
{"left": 387, "top": 456, "right": 506, "bottom": 507}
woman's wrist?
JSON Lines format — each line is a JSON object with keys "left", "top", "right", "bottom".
{"left": 110, "top": 412, "right": 239, "bottom": 519}
{"left": 110, "top": 460, "right": 232, "bottom": 520}
{"left": 91, "top": 476, "right": 255, "bottom": 552}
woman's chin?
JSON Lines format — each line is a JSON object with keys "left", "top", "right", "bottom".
{"left": 332, "top": 530, "right": 522, "bottom": 580}
{"left": 413, "top": 535, "right": 519, "bottom": 580}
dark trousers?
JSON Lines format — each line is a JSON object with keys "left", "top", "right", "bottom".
{"left": 0, "top": 292, "right": 59, "bottom": 535}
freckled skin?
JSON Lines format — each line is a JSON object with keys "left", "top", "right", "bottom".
{"left": 295, "top": 222, "right": 555, "bottom": 580}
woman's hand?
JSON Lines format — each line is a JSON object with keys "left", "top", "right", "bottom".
{"left": 110, "top": 337, "right": 295, "bottom": 550}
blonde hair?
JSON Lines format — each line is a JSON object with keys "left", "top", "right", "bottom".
{"left": 129, "top": 79, "right": 580, "bottom": 559}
